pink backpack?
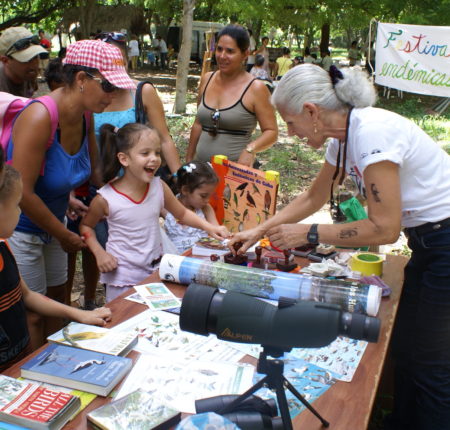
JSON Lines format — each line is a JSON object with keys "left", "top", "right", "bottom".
{"left": 0, "top": 92, "right": 58, "bottom": 173}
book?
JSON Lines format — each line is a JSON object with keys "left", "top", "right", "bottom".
{"left": 0, "top": 375, "right": 81, "bottom": 430}
{"left": 87, "top": 389, "right": 181, "bottom": 430}
{"left": 209, "top": 156, "right": 279, "bottom": 233}
{"left": 47, "top": 323, "right": 138, "bottom": 357}
{"left": 134, "top": 283, "right": 181, "bottom": 311}
{"left": 0, "top": 422, "right": 29, "bottom": 429}
{"left": 191, "top": 237, "right": 230, "bottom": 257}
{"left": 20, "top": 344, "right": 132, "bottom": 397}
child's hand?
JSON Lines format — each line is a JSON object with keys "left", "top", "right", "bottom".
{"left": 76, "top": 307, "right": 112, "bottom": 326}
{"left": 96, "top": 251, "right": 118, "bottom": 273}
{"left": 208, "top": 225, "right": 231, "bottom": 241}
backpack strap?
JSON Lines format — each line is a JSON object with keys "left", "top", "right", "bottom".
{"left": 135, "top": 80, "right": 155, "bottom": 124}
{"left": 33, "top": 95, "right": 59, "bottom": 151}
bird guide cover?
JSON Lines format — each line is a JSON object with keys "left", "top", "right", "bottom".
{"left": 20, "top": 344, "right": 132, "bottom": 397}
{"left": 210, "top": 156, "right": 279, "bottom": 233}
{"left": 0, "top": 374, "right": 81, "bottom": 430}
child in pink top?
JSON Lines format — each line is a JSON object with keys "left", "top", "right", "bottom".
{"left": 80, "top": 123, "right": 230, "bottom": 302}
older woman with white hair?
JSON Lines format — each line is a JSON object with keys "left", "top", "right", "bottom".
{"left": 229, "top": 63, "right": 450, "bottom": 430}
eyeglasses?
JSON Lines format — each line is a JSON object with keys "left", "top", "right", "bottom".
{"left": 95, "top": 32, "right": 127, "bottom": 44}
{"left": 210, "top": 109, "right": 220, "bottom": 136}
{"left": 85, "top": 71, "right": 118, "bottom": 93}
{"left": 5, "top": 35, "right": 40, "bottom": 56}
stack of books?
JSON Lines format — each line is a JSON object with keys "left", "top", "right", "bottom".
{"left": 0, "top": 375, "right": 80, "bottom": 430}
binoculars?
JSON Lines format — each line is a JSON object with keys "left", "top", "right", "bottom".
{"left": 195, "top": 394, "right": 283, "bottom": 430}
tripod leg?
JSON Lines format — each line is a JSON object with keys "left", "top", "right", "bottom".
{"left": 284, "top": 377, "right": 330, "bottom": 427}
{"left": 218, "top": 377, "right": 268, "bottom": 415}
{"left": 273, "top": 376, "right": 294, "bottom": 430}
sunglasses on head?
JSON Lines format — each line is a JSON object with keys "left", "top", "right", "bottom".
{"left": 85, "top": 71, "right": 118, "bottom": 93}
{"left": 5, "top": 35, "right": 40, "bottom": 56}
{"left": 95, "top": 32, "right": 127, "bottom": 44}
{"left": 210, "top": 109, "right": 220, "bottom": 136}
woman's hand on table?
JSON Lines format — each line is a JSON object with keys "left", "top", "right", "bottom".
{"left": 208, "top": 225, "right": 232, "bottom": 241}
{"left": 266, "top": 223, "right": 308, "bottom": 250}
{"left": 228, "top": 227, "right": 263, "bottom": 254}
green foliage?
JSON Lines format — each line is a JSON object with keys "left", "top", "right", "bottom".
{"left": 376, "top": 94, "right": 450, "bottom": 144}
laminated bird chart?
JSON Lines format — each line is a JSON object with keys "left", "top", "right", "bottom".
{"left": 210, "top": 155, "right": 279, "bottom": 233}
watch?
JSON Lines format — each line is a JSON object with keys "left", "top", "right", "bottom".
{"left": 307, "top": 223, "right": 319, "bottom": 245}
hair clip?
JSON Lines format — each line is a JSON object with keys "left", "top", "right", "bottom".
{"left": 329, "top": 65, "right": 344, "bottom": 87}
{"left": 113, "top": 126, "right": 119, "bottom": 134}
{"left": 183, "top": 163, "right": 197, "bottom": 173}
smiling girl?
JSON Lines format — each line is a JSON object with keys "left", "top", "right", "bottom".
{"left": 80, "top": 123, "right": 230, "bottom": 302}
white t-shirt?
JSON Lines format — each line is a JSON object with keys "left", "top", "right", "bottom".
{"left": 159, "top": 40, "right": 168, "bottom": 54}
{"left": 164, "top": 205, "right": 208, "bottom": 253}
{"left": 325, "top": 107, "right": 450, "bottom": 227}
{"left": 128, "top": 40, "right": 139, "bottom": 57}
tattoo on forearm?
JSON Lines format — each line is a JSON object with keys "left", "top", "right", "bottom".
{"left": 338, "top": 229, "right": 358, "bottom": 239}
{"left": 370, "top": 183, "right": 381, "bottom": 202}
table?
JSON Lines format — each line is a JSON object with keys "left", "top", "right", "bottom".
{"left": 2, "top": 254, "right": 407, "bottom": 429}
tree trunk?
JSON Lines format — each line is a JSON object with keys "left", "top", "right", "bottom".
{"left": 320, "top": 22, "right": 330, "bottom": 53}
{"left": 174, "top": 0, "right": 195, "bottom": 114}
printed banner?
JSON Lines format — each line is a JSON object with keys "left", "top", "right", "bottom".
{"left": 375, "top": 22, "right": 450, "bottom": 96}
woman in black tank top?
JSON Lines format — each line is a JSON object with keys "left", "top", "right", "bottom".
{"left": 187, "top": 25, "right": 277, "bottom": 167}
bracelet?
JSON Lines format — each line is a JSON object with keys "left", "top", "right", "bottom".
{"left": 245, "top": 145, "right": 256, "bottom": 155}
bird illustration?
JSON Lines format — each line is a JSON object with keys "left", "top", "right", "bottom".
{"left": 233, "top": 192, "right": 238, "bottom": 208}
{"left": 223, "top": 184, "right": 231, "bottom": 208}
{"left": 38, "top": 351, "right": 59, "bottom": 366}
{"left": 238, "top": 222, "right": 244, "bottom": 232}
{"left": 242, "top": 208, "right": 249, "bottom": 221}
{"left": 252, "top": 183, "right": 261, "bottom": 196}
{"left": 246, "top": 191, "right": 256, "bottom": 208}
{"left": 236, "top": 182, "right": 249, "bottom": 197}
{"left": 232, "top": 209, "right": 240, "bottom": 219}
{"left": 264, "top": 190, "right": 271, "bottom": 211}
{"left": 256, "top": 213, "right": 261, "bottom": 224}
{"left": 71, "top": 358, "right": 106, "bottom": 374}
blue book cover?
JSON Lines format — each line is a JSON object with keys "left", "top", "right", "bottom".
{"left": 0, "top": 422, "right": 29, "bottom": 430}
{"left": 20, "top": 344, "right": 132, "bottom": 397}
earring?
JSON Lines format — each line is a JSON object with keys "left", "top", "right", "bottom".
{"left": 79, "top": 86, "right": 84, "bottom": 93}
{"left": 313, "top": 123, "right": 318, "bottom": 134}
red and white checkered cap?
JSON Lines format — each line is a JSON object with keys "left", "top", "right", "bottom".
{"left": 63, "top": 40, "right": 135, "bottom": 89}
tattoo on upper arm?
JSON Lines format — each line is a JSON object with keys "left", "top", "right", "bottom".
{"left": 370, "top": 183, "right": 381, "bottom": 202}
{"left": 338, "top": 228, "right": 358, "bottom": 239}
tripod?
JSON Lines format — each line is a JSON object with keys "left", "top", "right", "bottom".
{"left": 219, "top": 347, "right": 329, "bottom": 429}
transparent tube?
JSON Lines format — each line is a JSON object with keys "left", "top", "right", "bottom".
{"left": 159, "top": 254, "right": 382, "bottom": 316}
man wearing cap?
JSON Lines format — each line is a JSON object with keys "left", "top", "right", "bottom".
{"left": 0, "top": 27, "right": 46, "bottom": 97}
